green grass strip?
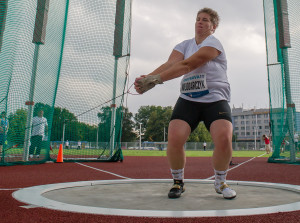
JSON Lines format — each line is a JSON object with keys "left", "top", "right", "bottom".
{"left": 122, "top": 150, "right": 270, "bottom": 157}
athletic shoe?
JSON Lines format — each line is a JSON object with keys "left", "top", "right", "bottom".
{"left": 168, "top": 180, "right": 185, "bottom": 199}
{"left": 215, "top": 182, "right": 236, "bottom": 199}
{"left": 36, "top": 155, "right": 40, "bottom": 158}
{"left": 29, "top": 154, "right": 33, "bottom": 158}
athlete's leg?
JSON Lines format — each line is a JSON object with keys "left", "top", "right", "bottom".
{"left": 210, "top": 119, "right": 232, "bottom": 171}
{"left": 210, "top": 119, "right": 236, "bottom": 199}
{"left": 167, "top": 119, "right": 191, "bottom": 170}
{"left": 167, "top": 119, "right": 190, "bottom": 198}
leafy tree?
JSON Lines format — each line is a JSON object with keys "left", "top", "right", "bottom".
{"left": 51, "top": 107, "right": 78, "bottom": 141}
{"left": 7, "top": 108, "right": 27, "bottom": 145}
{"left": 121, "top": 107, "right": 137, "bottom": 142}
{"left": 187, "top": 122, "right": 212, "bottom": 142}
{"left": 143, "top": 106, "right": 172, "bottom": 141}
{"left": 134, "top": 105, "right": 158, "bottom": 134}
{"left": 97, "top": 106, "right": 136, "bottom": 142}
{"left": 97, "top": 106, "right": 112, "bottom": 142}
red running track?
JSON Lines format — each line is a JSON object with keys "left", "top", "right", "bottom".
{"left": 0, "top": 156, "right": 300, "bottom": 223}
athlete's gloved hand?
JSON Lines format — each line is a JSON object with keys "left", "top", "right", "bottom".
{"left": 134, "top": 74, "right": 163, "bottom": 94}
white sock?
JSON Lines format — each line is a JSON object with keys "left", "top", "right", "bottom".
{"left": 214, "top": 169, "right": 227, "bottom": 187}
{"left": 170, "top": 168, "right": 184, "bottom": 181}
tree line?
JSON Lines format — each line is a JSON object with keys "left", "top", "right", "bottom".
{"left": 6, "top": 103, "right": 212, "bottom": 145}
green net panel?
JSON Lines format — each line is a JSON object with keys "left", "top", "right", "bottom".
{"left": 0, "top": 0, "right": 131, "bottom": 165}
{"left": 264, "top": 0, "right": 300, "bottom": 164}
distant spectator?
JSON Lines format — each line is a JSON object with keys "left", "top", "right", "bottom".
{"left": 294, "top": 133, "right": 298, "bottom": 152}
{"left": 0, "top": 111, "right": 9, "bottom": 154}
{"left": 262, "top": 135, "right": 270, "bottom": 154}
{"left": 65, "top": 140, "right": 69, "bottom": 149}
{"left": 203, "top": 142, "right": 207, "bottom": 151}
{"left": 281, "top": 139, "right": 289, "bottom": 153}
{"left": 29, "top": 110, "right": 48, "bottom": 158}
{"left": 77, "top": 141, "right": 81, "bottom": 150}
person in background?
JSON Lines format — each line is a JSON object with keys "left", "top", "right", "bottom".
{"left": 29, "top": 109, "right": 48, "bottom": 158}
{"left": 77, "top": 140, "right": 81, "bottom": 150}
{"left": 65, "top": 140, "right": 69, "bottom": 149}
{"left": 0, "top": 111, "right": 9, "bottom": 154}
{"left": 262, "top": 134, "right": 271, "bottom": 154}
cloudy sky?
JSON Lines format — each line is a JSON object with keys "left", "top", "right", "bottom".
{"left": 126, "top": 0, "right": 269, "bottom": 114}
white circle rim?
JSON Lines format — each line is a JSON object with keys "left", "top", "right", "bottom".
{"left": 13, "top": 179, "right": 300, "bottom": 217}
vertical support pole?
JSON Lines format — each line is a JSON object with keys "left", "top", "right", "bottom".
{"left": 110, "top": 0, "right": 125, "bottom": 156}
{"left": 0, "top": 0, "right": 8, "bottom": 52}
{"left": 23, "top": 0, "right": 50, "bottom": 161}
{"left": 96, "top": 125, "right": 99, "bottom": 149}
{"left": 23, "top": 45, "right": 40, "bottom": 161}
{"left": 275, "top": 0, "right": 296, "bottom": 162}
{"left": 139, "top": 123, "right": 142, "bottom": 150}
{"left": 282, "top": 49, "right": 296, "bottom": 162}
{"left": 110, "top": 59, "right": 118, "bottom": 156}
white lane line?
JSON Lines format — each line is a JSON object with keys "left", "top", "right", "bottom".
{"left": 75, "top": 162, "right": 131, "bottom": 180}
{"left": 20, "top": 205, "right": 39, "bottom": 209}
{"left": 0, "top": 188, "right": 21, "bottom": 191}
{"left": 205, "top": 153, "right": 266, "bottom": 180}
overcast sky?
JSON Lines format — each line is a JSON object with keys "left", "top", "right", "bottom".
{"left": 125, "top": 0, "right": 268, "bottom": 114}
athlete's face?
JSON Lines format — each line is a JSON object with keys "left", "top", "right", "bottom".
{"left": 195, "top": 13, "right": 216, "bottom": 35}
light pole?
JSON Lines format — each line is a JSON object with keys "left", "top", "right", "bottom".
{"left": 139, "top": 123, "right": 142, "bottom": 150}
{"left": 62, "top": 119, "right": 68, "bottom": 148}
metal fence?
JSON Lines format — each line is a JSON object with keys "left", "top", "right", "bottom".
{"left": 120, "top": 142, "right": 266, "bottom": 151}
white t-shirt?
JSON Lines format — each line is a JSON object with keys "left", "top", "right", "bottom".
{"left": 174, "top": 35, "right": 230, "bottom": 103}
{"left": 31, "top": 116, "right": 48, "bottom": 137}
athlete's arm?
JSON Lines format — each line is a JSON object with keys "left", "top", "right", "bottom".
{"left": 134, "top": 46, "right": 220, "bottom": 94}
{"left": 159, "top": 46, "right": 220, "bottom": 82}
{"left": 134, "top": 50, "right": 183, "bottom": 93}
{"left": 148, "top": 50, "right": 184, "bottom": 76}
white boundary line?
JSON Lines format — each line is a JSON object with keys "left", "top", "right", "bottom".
{"left": 0, "top": 188, "right": 21, "bottom": 191}
{"left": 75, "top": 162, "right": 131, "bottom": 179}
{"left": 12, "top": 179, "right": 300, "bottom": 217}
{"left": 206, "top": 153, "right": 266, "bottom": 180}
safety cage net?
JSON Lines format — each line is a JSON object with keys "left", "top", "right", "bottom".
{"left": 263, "top": 0, "right": 300, "bottom": 164}
{"left": 0, "top": 0, "right": 132, "bottom": 165}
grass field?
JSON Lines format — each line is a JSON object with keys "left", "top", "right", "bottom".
{"left": 3, "top": 147, "right": 271, "bottom": 158}
{"left": 122, "top": 150, "right": 270, "bottom": 157}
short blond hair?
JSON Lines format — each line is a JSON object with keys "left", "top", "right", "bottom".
{"left": 197, "top": 8, "right": 220, "bottom": 29}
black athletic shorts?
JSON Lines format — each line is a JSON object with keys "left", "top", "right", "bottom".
{"left": 170, "top": 97, "right": 232, "bottom": 132}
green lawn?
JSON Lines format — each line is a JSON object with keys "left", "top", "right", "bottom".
{"left": 122, "top": 150, "right": 270, "bottom": 157}
{"left": 3, "top": 147, "right": 270, "bottom": 158}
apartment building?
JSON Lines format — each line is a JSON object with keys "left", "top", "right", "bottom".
{"left": 232, "top": 107, "right": 270, "bottom": 142}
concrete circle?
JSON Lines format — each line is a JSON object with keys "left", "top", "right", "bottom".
{"left": 13, "top": 179, "right": 300, "bottom": 217}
